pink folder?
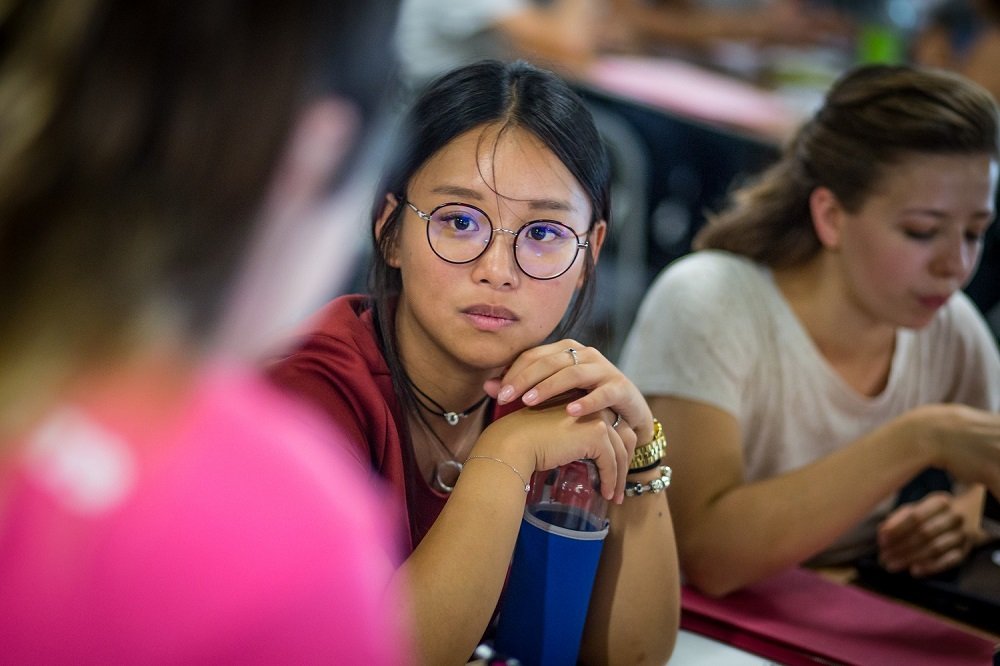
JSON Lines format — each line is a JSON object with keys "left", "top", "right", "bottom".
{"left": 585, "top": 55, "right": 800, "bottom": 141}
{"left": 681, "top": 567, "right": 998, "bottom": 665}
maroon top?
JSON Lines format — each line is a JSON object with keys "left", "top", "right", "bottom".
{"left": 268, "top": 294, "right": 512, "bottom": 553}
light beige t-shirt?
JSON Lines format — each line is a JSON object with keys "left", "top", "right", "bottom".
{"left": 620, "top": 250, "right": 1000, "bottom": 564}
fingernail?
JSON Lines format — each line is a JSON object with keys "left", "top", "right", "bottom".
{"left": 522, "top": 389, "right": 537, "bottom": 405}
{"left": 566, "top": 402, "right": 582, "bottom": 415}
{"left": 498, "top": 385, "right": 515, "bottom": 404}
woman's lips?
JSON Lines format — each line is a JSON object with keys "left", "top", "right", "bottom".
{"left": 917, "top": 294, "right": 950, "bottom": 311}
{"left": 462, "top": 305, "right": 519, "bottom": 331}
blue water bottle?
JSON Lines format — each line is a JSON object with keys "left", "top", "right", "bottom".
{"left": 494, "top": 459, "right": 609, "bottom": 666}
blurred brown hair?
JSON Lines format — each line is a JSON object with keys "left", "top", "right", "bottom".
{"left": 695, "top": 64, "right": 1000, "bottom": 266}
{"left": 0, "top": 0, "right": 397, "bottom": 427}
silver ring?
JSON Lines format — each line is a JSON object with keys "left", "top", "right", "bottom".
{"left": 565, "top": 347, "right": 579, "bottom": 366}
{"left": 611, "top": 412, "right": 622, "bottom": 429}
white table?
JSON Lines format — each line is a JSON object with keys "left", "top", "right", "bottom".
{"left": 670, "top": 629, "right": 780, "bottom": 665}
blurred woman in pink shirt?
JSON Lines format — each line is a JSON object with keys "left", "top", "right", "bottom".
{"left": 0, "top": 1, "right": 410, "bottom": 662}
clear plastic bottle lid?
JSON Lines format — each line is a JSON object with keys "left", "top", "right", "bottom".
{"left": 525, "top": 459, "right": 607, "bottom": 531}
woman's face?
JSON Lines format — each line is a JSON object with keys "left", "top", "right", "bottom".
{"left": 381, "top": 123, "right": 605, "bottom": 375}
{"left": 827, "top": 152, "right": 997, "bottom": 329}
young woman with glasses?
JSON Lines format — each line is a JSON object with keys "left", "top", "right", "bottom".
{"left": 269, "top": 60, "right": 679, "bottom": 665}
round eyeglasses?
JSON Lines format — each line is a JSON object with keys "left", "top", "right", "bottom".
{"left": 406, "top": 201, "right": 590, "bottom": 280}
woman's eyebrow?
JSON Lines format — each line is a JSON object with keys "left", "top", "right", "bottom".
{"left": 430, "top": 185, "right": 577, "bottom": 212}
{"left": 901, "top": 207, "right": 993, "bottom": 220}
{"left": 430, "top": 185, "right": 483, "bottom": 200}
{"left": 527, "top": 199, "right": 575, "bottom": 213}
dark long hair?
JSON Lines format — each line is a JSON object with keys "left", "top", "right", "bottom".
{"left": 695, "top": 64, "right": 1000, "bottom": 266}
{"left": 368, "top": 59, "right": 611, "bottom": 417}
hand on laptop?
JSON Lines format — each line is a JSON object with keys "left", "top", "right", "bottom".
{"left": 877, "top": 489, "right": 988, "bottom": 577}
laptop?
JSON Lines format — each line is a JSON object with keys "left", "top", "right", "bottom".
{"left": 854, "top": 473, "right": 1000, "bottom": 636}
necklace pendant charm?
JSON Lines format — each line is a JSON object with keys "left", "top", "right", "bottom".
{"left": 444, "top": 411, "right": 460, "bottom": 426}
{"left": 433, "top": 460, "right": 464, "bottom": 493}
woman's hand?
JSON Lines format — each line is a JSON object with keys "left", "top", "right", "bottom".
{"left": 477, "top": 400, "right": 636, "bottom": 503}
{"left": 484, "top": 339, "right": 655, "bottom": 444}
{"left": 877, "top": 491, "right": 984, "bottom": 576}
{"left": 906, "top": 404, "right": 1000, "bottom": 498}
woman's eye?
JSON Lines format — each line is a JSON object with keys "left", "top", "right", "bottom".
{"left": 441, "top": 214, "right": 479, "bottom": 233}
{"left": 904, "top": 229, "right": 935, "bottom": 241}
{"left": 525, "top": 223, "right": 567, "bottom": 242}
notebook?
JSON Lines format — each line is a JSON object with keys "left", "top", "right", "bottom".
{"left": 680, "top": 567, "right": 998, "bottom": 665}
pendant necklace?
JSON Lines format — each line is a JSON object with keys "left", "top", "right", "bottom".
{"left": 412, "top": 406, "right": 465, "bottom": 493}
{"left": 404, "top": 374, "right": 489, "bottom": 426}
{"left": 404, "top": 374, "right": 490, "bottom": 493}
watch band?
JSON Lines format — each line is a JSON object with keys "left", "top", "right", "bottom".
{"left": 628, "top": 418, "right": 666, "bottom": 471}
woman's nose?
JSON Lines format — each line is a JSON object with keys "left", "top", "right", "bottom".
{"left": 931, "top": 234, "right": 976, "bottom": 280}
{"left": 471, "top": 228, "right": 520, "bottom": 286}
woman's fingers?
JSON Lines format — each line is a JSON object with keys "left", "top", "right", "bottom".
{"left": 609, "top": 418, "right": 629, "bottom": 503}
{"left": 565, "top": 379, "right": 653, "bottom": 443}
{"left": 588, "top": 429, "right": 619, "bottom": 502}
{"left": 494, "top": 340, "right": 587, "bottom": 405}
{"left": 486, "top": 340, "right": 654, "bottom": 453}
{"left": 878, "top": 493, "right": 965, "bottom": 572}
{"left": 908, "top": 532, "right": 967, "bottom": 577}
{"left": 513, "top": 406, "right": 629, "bottom": 502}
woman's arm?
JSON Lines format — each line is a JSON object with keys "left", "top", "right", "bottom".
{"left": 579, "top": 466, "right": 679, "bottom": 665}
{"left": 393, "top": 405, "right": 629, "bottom": 665}
{"left": 653, "top": 396, "right": 1000, "bottom": 597}
{"left": 608, "top": 0, "right": 849, "bottom": 50}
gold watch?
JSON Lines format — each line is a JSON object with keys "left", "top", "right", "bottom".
{"left": 629, "top": 419, "right": 666, "bottom": 471}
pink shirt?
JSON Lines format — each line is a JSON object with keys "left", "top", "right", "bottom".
{"left": 0, "top": 366, "right": 407, "bottom": 664}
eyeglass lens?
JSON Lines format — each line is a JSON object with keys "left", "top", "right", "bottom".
{"left": 424, "top": 203, "right": 583, "bottom": 279}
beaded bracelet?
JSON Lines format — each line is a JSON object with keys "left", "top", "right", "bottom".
{"left": 624, "top": 466, "right": 672, "bottom": 497}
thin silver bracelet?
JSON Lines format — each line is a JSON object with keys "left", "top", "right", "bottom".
{"left": 624, "top": 466, "right": 672, "bottom": 497}
{"left": 465, "top": 455, "right": 530, "bottom": 492}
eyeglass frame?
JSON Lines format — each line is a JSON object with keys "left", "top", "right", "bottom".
{"left": 405, "top": 200, "right": 591, "bottom": 280}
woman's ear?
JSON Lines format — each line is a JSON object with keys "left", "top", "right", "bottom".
{"left": 809, "top": 186, "right": 843, "bottom": 250}
{"left": 578, "top": 220, "right": 607, "bottom": 289}
{"left": 375, "top": 193, "right": 401, "bottom": 267}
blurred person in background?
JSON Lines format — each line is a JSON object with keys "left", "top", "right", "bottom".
{"left": 0, "top": 0, "right": 409, "bottom": 662}
{"left": 621, "top": 64, "right": 1000, "bottom": 596}
{"left": 394, "top": 0, "right": 851, "bottom": 90}
{"left": 607, "top": 0, "right": 853, "bottom": 64}
{"left": 395, "top": 0, "right": 607, "bottom": 88}
{"left": 913, "top": 0, "right": 1000, "bottom": 102}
